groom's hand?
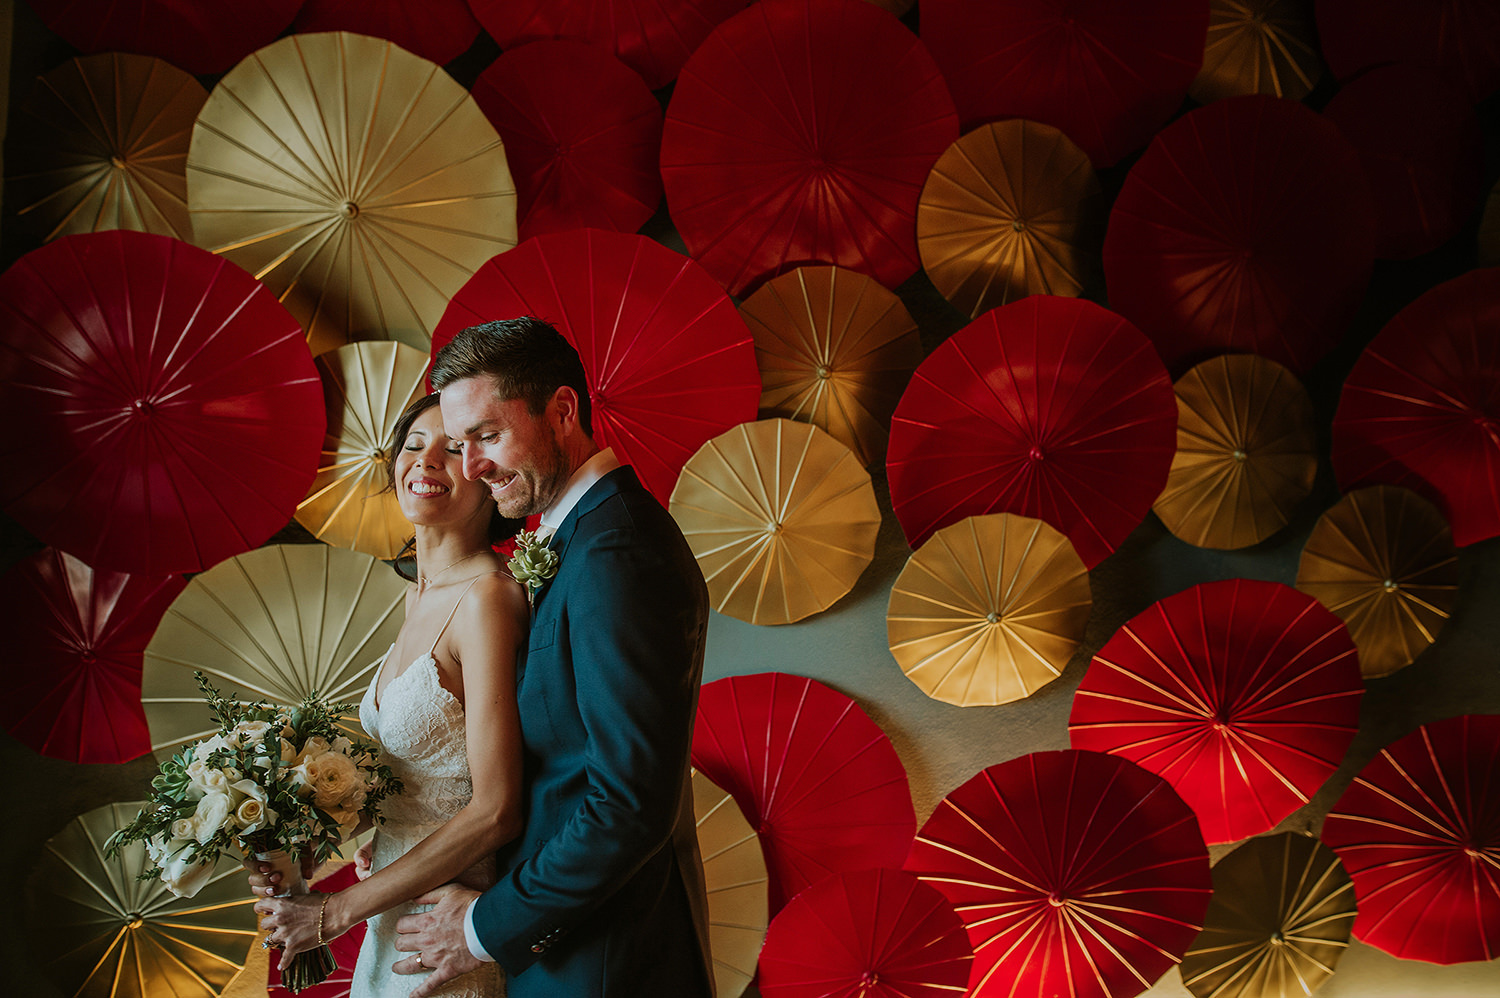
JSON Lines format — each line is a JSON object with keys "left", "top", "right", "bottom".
{"left": 393, "top": 883, "right": 483, "bottom": 998}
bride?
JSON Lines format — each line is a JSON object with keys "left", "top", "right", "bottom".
{"left": 253, "top": 392, "right": 530, "bottom": 998}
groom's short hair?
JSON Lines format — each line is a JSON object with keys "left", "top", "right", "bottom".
{"left": 430, "top": 316, "right": 593, "bottom": 437}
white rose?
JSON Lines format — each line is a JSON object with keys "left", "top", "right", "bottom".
{"left": 159, "top": 840, "right": 216, "bottom": 899}
{"left": 278, "top": 738, "right": 297, "bottom": 765}
{"left": 170, "top": 818, "right": 196, "bottom": 840}
{"left": 330, "top": 735, "right": 354, "bottom": 756}
{"left": 231, "top": 720, "right": 272, "bottom": 747}
{"left": 311, "top": 751, "right": 360, "bottom": 810}
{"left": 192, "top": 792, "right": 233, "bottom": 845}
{"left": 187, "top": 759, "right": 235, "bottom": 796}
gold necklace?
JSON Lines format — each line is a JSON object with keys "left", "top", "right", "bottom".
{"left": 415, "top": 549, "right": 489, "bottom": 592}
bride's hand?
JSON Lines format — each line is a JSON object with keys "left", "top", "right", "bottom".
{"left": 242, "top": 853, "right": 317, "bottom": 898}
{"left": 255, "top": 892, "right": 334, "bottom": 966}
{"left": 353, "top": 839, "right": 375, "bottom": 880}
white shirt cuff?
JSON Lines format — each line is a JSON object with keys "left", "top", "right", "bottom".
{"left": 464, "top": 897, "right": 495, "bottom": 962}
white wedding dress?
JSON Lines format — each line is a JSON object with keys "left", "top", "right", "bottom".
{"left": 351, "top": 598, "right": 505, "bottom": 998}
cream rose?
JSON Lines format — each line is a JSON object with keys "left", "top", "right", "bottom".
{"left": 229, "top": 779, "right": 276, "bottom": 834}
{"left": 170, "top": 818, "right": 196, "bottom": 841}
{"left": 294, "top": 736, "right": 331, "bottom": 767}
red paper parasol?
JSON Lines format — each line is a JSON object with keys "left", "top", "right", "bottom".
{"left": 290, "top": 0, "right": 482, "bottom": 66}
{"left": 1069, "top": 578, "right": 1364, "bottom": 845}
{"left": 691, "top": 673, "right": 917, "bottom": 915}
{"left": 430, "top": 229, "right": 761, "bottom": 505}
{"left": 906, "top": 750, "right": 1212, "bottom": 998}
{"left": 0, "top": 231, "right": 325, "bottom": 576}
{"left": 1103, "top": 95, "right": 1375, "bottom": 376}
{"left": 2, "top": 547, "right": 184, "bottom": 764}
{"left": 1323, "top": 64, "right": 1485, "bottom": 260}
{"left": 472, "top": 40, "right": 664, "bottom": 242}
{"left": 469, "top": 0, "right": 745, "bottom": 90}
{"left": 1316, "top": 0, "right": 1500, "bottom": 101}
{"left": 1331, "top": 267, "right": 1500, "bottom": 548}
{"left": 267, "top": 863, "right": 369, "bottom": 996}
{"left": 23, "top": 0, "right": 304, "bottom": 76}
{"left": 660, "top": 0, "right": 960, "bottom": 296}
{"left": 757, "top": 868, "right": 974, "bottom": 998}
{"left": 920, "top": 0, "right": 1210, "bottom": 167}
{"left": 1321, "top": 714, "right": 1500, "bottom": 965}
{"left": 885, "top": 295, "right": 1178, "bottom": 566}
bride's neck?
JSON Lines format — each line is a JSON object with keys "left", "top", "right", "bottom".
{"left": 413, "top": 524, "right": 491, "bottom": 579}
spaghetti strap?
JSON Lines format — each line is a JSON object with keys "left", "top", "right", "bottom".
{"left": 428, "top": 575, "right": 485, "bottom": 656}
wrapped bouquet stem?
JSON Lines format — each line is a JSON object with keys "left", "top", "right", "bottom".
{"left": 106, "top": 673, "right": 402, "bottom": 994}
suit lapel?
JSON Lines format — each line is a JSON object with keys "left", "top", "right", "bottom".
{"left": 531, "top": 466, "right": 640, "bottom": 610}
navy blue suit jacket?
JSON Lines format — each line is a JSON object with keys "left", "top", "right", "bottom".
{"left": 471, "top": 466, "right": 714, "bottom": 997}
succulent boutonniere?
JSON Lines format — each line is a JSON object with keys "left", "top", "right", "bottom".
{"left": 508, "top": 529, "right": 559, "bottom": 605}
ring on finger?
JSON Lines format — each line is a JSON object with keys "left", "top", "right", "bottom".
{"left": 416, "top": 952, "right": 429, "bottom": 971}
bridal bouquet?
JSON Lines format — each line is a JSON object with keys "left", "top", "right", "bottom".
{"left": 106, "top": 673, "right": 402, "bottom": 992}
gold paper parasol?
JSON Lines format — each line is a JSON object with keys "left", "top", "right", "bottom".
{"left": 1295, "top": 485, "right": 1458, "bottom": 679}
{"left": 8, "top": 52, "right": 206, "bottom": 242}
{"left": 670, "top": 418, "right": 881, "bottom": 626}
{"left": 917, "top": 119, "right": 1103, "bottom": 318}
{"left": 295, "top": 341, "right": 431, "bottom": 558}
{"left": 1190, "top": 0, "right": 1323, "bottom": 104}
{"left": 740, "top": 265, "right": 923, "bottom": 469}
{"left": 188, "top": 31, "right": 517, "bottom": 356}
{"left": 1180, "top": 832, "right": 1355, "bottom": 998}
{"left": 693, "top": 769, "right": 769, "bottom": 998}
{"left": 27, "top": 801, "right": 258, "bottom": 998}
{"left": 1154, "top": 353, "right": 1318, "bottom": 550}
{"left": 887, "top": 512, "right": 1091, "bottom": 707}
{"left": 142, "top": 544, "right": 408, "bottom": 752}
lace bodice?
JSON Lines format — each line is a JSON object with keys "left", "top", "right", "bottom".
{"left": 360, "top": 651, "right": 473, "bottom": 828}
{"left": 350, "top": 646, "right": 502, "bottom": 998}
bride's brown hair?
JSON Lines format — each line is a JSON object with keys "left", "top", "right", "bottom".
{"left": 385, "top": 392, "right": 523, "bottom": 579}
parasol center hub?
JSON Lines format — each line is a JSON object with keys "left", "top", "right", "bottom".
{"left": 1046, "top": 891, "right": 1066, "bottom": 907}
{"left": 340, "top": 200, "right": 360, "bottom": 219}
{"left": 986, "top": 611, "right": 1001, "bottom": 624}
{"left": 815, "top": 365, "right": 832, "bottom": 380}
{"left": 131, "top": 398, "right": 155, "bottom": 416}
{"left": 1465, "top": 845, "right": 1485, "bottom": 859}
{"left": 1011, "top": 218, "right": 1027, "bottom": 232}
{"left": 1270, "top": 931, "right": 1286, "bottom": 945}
{"left": 1232, "top": 448, "right": 1248, "bottom": 462}
{"left": 126, "top": 914, "right": 145, "bottom": 929}
{"left": 1383, "top": 579, "right": 1400, "bottom": 593}
{"left": 372, "top": 448, "right": 389, "bottom": 465}
{"left": 861, "top": 971, "right": 879, "bottom": 985}
{"left": 109, "top": 155, "right": 128, "bottom": 170}
{"left": 1028, "top": 445, "right": 1045, "bottom": 463}
{"left": 80, "top": 650, "right": 96, "bottom": 664}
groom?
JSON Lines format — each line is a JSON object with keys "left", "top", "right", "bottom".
{"left": 395, "top": 317, "right": 714, "bottom": 997}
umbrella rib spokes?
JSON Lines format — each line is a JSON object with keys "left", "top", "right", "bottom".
{"left": 191, "top": 114, "right": 341, "bottom": 206}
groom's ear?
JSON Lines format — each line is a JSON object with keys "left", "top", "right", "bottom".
{"left": 549, "top": 385, "right": 583, "bottom": 435}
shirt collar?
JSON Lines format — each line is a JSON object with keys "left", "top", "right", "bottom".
{"left": 539, "top": 447, "right": 620, "bottom": 535}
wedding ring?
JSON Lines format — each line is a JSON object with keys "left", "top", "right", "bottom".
{"left": 416, "top": 952, "right": 429, "bottom": 971}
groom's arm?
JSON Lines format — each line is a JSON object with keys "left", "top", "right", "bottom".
{"left": 471, "top": 508, "right": 707, "bottom": 975}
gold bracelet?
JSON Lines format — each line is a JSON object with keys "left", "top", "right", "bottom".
{"left": 316, "top": 893, "right": 330, "bottom": 946}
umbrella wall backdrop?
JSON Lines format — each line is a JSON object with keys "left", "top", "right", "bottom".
{"left": 4, "top": 7, "right": 1500, "bottom": 998}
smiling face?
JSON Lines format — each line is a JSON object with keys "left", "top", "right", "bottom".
{"left": 440, "top": 374, "right": 572, "bottom": 519}
{"left": 392, "top": 404, "right": 495, "bottom": 529}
